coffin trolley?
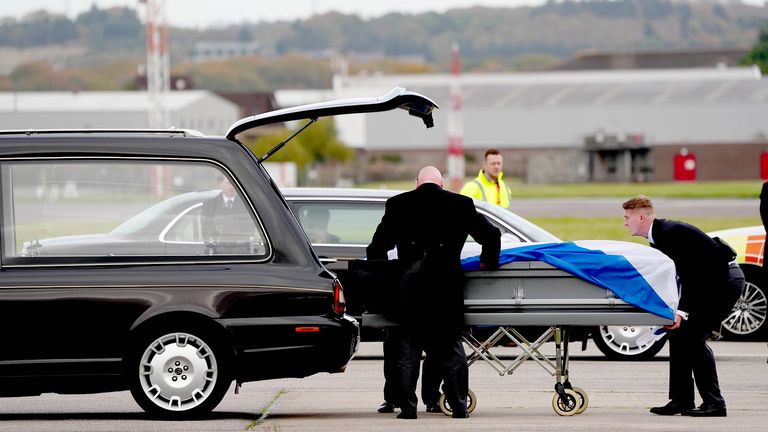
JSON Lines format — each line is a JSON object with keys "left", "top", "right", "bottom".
{"left": 362, "top": 241, "right": 678, "bottom": 416}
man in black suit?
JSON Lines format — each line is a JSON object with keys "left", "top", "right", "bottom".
{"left": 202, "top": 175, "right": 254, "bottom": 253}
{"left": 623, "top": 195, "right": 744, "bottom": 418}
{"left": 367, "top": 166, "right": 500, "bottom": 419}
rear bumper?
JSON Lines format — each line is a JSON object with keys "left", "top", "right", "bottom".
{"left": 222, "top": 313, "right": 359, "bottom": 382}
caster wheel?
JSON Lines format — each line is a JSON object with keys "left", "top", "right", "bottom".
{"left": 551, "top": 389, "right": 579, "bottom": 416}
{"left": 438, "top": 389, "right": 477, "bottom": 416}
{"left": 571, "top": 386, "right": 589, "bottom": 414}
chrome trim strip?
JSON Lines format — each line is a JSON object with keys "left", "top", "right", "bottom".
{"left": 464, "top": 299, "right": 630, "bottom": 306}
{"left": 0, "top": 283, "right": 329, "bottom": 293}
{"left": 312, "top": 243, "right": 367, "bottom": 248}
{"left": 158, "top": 202, "right": 203, "bottom": 243}
{"left": 3, "top": 259, "right": 263, "bottom": 268}
{"left": 0, "top": 358, "right": 122, "bottom": 366}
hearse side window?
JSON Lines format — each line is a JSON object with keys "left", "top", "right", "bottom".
{"left": 291, "top": 202, "right": 385, "bottom": 245}
{"left": 1, "top": 160, "right": 267, "bottom": 263}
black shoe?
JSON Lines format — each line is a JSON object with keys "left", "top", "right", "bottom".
{"left": 397, "top": 411, "right": 417, "bottom": 419}
{"left": 649, "top": 400, "right": 694, "bottom": 416}
{"left": 425, "top": 404, "right": 441, "bottom": 413}
{"left": 377, "top": 401, "right": 397, "bottom": 413}
{"left": 452, "top": 411, "right": 469, "bottom": 418}
{"left": 686, "top": 404, "right": 727, "bottom": 417}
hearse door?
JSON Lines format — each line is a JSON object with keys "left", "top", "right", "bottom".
{"left": 0, "top": 162, "right": 138, "bottom": 378}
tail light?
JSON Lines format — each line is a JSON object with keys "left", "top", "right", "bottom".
{"left": 332, "top": 279, "right": 346, "bottom": 315}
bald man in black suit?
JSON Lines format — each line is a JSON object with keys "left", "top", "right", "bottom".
{"left": 367, "top": 166, "right": 500, "bottom": 420}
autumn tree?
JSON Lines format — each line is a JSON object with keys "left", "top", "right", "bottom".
{"left": 243, "top": 118, "right": 353, "bottom": 169}
{"left": 741, "top": 23, "right": 768, "bottom": 74}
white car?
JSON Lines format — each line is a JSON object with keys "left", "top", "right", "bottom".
{"left": 281, "top": 187, "right": 668, "bottom": 360}
{"left": 707, "top": 225, "right": 767, "bottom": 340}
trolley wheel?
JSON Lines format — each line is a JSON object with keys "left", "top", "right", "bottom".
{"left": 438, "top": 389, "right": 477, "bottom": 416}
{"left": 551, "top": 389, "right": 579, "bottom": 416}
{"left": 571, "top": 386, "right": 589, "bottom": 414}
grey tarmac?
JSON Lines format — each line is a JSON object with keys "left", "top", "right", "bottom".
{"left": 0, "top": 341, "right": 765, "bottom": 432}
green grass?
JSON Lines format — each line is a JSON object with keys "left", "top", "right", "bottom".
{"left": 531, "top": 217, "right": 763, "bottom": 242}
{"left": 356, "top": 179, "right": 763, "bottom": 199}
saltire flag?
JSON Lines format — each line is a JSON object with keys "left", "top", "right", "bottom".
{"left": 460, "top": 240, "right": 679, "bottom": 320}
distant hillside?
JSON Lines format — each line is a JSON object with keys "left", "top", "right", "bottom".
{"left": 244, "top": 0, "right": 768, "bottom": 65}
{"left": 1, "top": 0, "right": 767, "bottom": 90}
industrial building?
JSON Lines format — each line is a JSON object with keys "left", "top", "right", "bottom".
{"left": 0, "top": 90, "right": 239, "bottom": 136}
{"left": 331, "top": 67, "right": 768, "bottom": 183}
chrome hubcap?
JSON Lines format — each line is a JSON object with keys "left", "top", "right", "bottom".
{"left": 722, "top": 281, "right": 767, "bottom": 336}
{"left": 599, "top": 325, "right": 658, "bottom": 355}
{"left": 139, "top": 332, "right": 218, "bottom": 411}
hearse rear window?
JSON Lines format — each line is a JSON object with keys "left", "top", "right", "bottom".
{"left": 1, "top": 160, "right": 268, "bottom": 263}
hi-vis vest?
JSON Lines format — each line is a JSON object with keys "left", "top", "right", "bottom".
{"left": 459, "top": 170, "right": 511, "bottom": 209}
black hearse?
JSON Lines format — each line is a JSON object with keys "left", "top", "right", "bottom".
{"left": 0, "top": 88, "right": 438, "bottom": 417}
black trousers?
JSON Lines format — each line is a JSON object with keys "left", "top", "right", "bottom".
{"left": 382, "top": 330, "right": 443, "bottom": 406}
{"left": 389, "top": 326, "right": 468, "bottom": 416}
{"left": 421, "top": 353, "right": 442, "bottom": 406}
{"left": 668, "top": 318, "right": 725, "bottom": 408}
{"left": 382, "top": 329, "right": 399, "bottom": 404}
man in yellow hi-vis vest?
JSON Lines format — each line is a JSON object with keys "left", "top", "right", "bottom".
{"left": 460, "top": 148, "right": 511, "bottom": 209}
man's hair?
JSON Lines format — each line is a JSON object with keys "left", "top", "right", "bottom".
{"left": 484, "top": 148, "right": 501, "bottom": 160}
{"left": 622, "top": 195, "right": 654, "bottom": 213}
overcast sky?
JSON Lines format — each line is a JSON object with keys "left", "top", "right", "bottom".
{"left": 0, "top": 1, "right": 550, "bottom": 27}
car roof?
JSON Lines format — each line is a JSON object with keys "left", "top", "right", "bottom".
{"left": 281, "top": 187, "right": 402, "bottom": 200}
{"left": 0, "top": 129, "right": 205, "bottom": 138}
{"left": 282, "top": 186, "right": 506, "bottom": 212}
{"left": 281, "top": 187, "right": 562, "bottom": 243}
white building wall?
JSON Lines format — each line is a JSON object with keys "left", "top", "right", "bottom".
{"left": 172, "top": 94, "right": 239, "bottom": 135}
{"left": 0, "top": 111, "right": 147, "bottom": 131}
{"left": 0, "top": 91, "right": 239, "bottom": 136}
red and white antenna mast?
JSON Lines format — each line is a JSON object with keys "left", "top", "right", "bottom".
{"left": 446, "top": 42, "right": 465, "bottom": 192}
{"left": 141, "top": 0, "right": 170, "bottom": 129}
{"left": 140, "top": 0, "right": 172, "bottom": 197}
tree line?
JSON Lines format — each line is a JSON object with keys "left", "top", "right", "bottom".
{"left": 1, "top": 0, "right": 767, "bottom": 92}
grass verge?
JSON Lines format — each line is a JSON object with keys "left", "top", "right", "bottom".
{"left": 356, "top": 179, "right": 763, "bottom": 199}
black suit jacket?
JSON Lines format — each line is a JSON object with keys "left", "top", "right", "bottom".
{"left": 650, "top": 218, "right": 733, "bottom": 327}
{"left": 201, "top": 193, "right": 252, "bottom": 243}
{"left": 366, "top": 183, "right": 501, "bottom": 330}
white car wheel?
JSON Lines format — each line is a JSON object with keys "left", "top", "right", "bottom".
{"left": 130, "top": 328, "right": 230, "bottom": 418}
{"left": 592, "top": 325, "right": 667, "bottom": 360}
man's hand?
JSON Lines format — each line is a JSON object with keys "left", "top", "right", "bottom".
{"left": 664, "top": 313, "right": 682, "bottom": 330}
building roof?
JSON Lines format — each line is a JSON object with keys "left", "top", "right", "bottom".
{"left": 216, "top": 92, "right": 277, "bottom": 117}
{"left": 335, "top": 66, "right": 765, "bottom": 105}
{"left": 549, "top": 48, "right": 751, "bottom": 71}
{"left": 331, "top": 67, "right": 768, "bottom": 150}
{"left": 0, "top": 90, "right": 220, "bottom": 113}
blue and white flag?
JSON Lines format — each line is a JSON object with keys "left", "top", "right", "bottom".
{"left": 460, "top": 240, "right": 679, "bottom": 320}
